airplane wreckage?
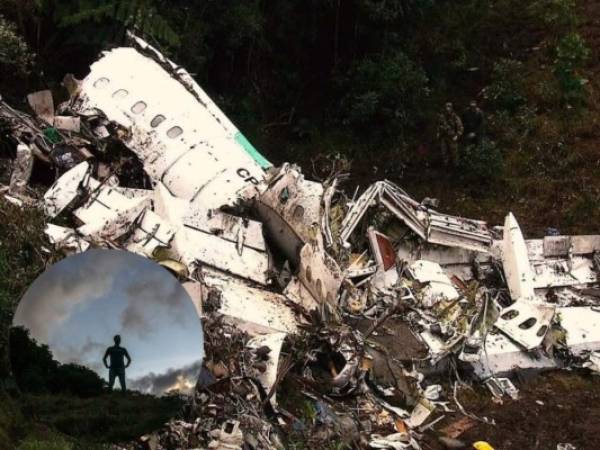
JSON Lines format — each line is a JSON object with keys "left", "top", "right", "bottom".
{"left": 2, "top": 33, "right": 600, "bottom": 450}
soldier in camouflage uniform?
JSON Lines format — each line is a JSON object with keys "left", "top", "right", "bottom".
{"left": 436, "top": 102, "right": 464, "bottom": 167}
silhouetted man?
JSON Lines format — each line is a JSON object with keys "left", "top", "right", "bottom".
{"left": 103, "top": 335, "right": 131, "bottom": 392}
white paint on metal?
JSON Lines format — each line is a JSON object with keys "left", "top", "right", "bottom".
{"left": 283, "top": 277, "right": 320, "bottom": 312}
{"left": 502, "top": 213, "right": 535, "bottom": 301}
{"left": 75, "top": 184, "right": 150, "bottom": 239}
{"left": 125, "top": 208, "right": 175, "bottom": 257}
{"left": 246, "top": 332, "right": 287, "bottom": 406}
{"left": 495, "top": 301, "right": 555, "bottom": 350}
{"left": 470, "top": 332, "right": 555, "bottom": 378}
{"left": 43, "top": 161, "right": 91, "bottom": 218}
{"left": 257, "top": 164, "right": 324, "bottom": 263}
{"left": 409, "top": 260, "right": 459, "bottom": 307}
{"left": 298, "top": 243, "right": 342, "bottom": 306}
{"left": 73, "top": 44, "right": 266, "bottom": 211}
{"left": 44, "top": 223, "right": 90, "bottom": 253}
{"left": 559, "top": 306, "right": 600, "bottom": 356}
{"left": 203, "top": 272, "right": 298, "bottom": 334}
{"left": 172, "top": 224, "right": 270, "bottom": 285}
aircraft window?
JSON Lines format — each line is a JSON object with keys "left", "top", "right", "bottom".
{"left": 151, "top": 115, "right": 166, "bottom": 128}
{"left": 94, "top": 77, "right": 110, "bottom": 89}
{"left": 131, "top": 101, "right": 147, "bottom": 114}
{"left": 167, "top": 126, "right": 183, "bottom": 139}
{"left": 112, "top": 89, "right": 129, "bottom": 99}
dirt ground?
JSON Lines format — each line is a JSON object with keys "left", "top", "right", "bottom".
{"left": 425, "top": 370, "right": 600, "bottom": 450}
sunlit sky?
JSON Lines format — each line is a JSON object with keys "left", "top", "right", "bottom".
{"left": 13, "top": 249, "right": 204, "bottom": 396}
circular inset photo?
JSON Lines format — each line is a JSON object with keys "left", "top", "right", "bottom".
{"left": 9, "top": 249, "right": 204, "bottom": 442}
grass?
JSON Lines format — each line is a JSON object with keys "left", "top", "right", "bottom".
{"left": 20, "top": 391, "right": 185, "bottom": 444}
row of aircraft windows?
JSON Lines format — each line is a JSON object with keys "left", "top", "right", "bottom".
{"left": 93, "top": 77, "right": 183, "bottom": 139}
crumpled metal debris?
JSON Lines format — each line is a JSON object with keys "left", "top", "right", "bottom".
{"left": 2, "top": 32, "right": 600, "bottom": 450}
{"left": 9, "top": 144, "right": 33, "bottom": 195}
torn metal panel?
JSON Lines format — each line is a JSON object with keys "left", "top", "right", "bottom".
{"left": 202, "top": 272, "right": 298, "bottom": 334}
{"left": 165, "top": 204, "right": 271, "bottom": 284}
{"left": 9, "top": 144, "right": 34, "bottom": 195}
{"left": 558, "top": 306, "right": 600, "bottom": 356}
{"left": 409, "top": 260, "right": 460, "bottom": 307}
{"left": 183, "top": 210, "right": 267, "bottom": 254}
{"left": 502, "top": 213, "right": 536, "bottom": 301}
{"left": 53, "top": 116, "right": 81, "bottom": 132}
{"left": 128, "top": 32, "right": 271, "bottom": 169}
{"left": 74, "top": 184, "right": 151, "bottom": 239}
{"left": 172, "top": 224, "right": 271, "bottom": 285}
{"left": 381, "top": 181, "right": 492, "bottom": 252}
{"left": 44, "top": 223, "right": 90, "bottom": 253}
{"left": 257, "top": 164, "right": 325, "bottom": 264}
{"left": 283, "top": 277, "right": 320, "bottom": 312}
{"left": 370, "top": 267, "right": 401, "bottom": 292}
{"left": 71, "top": 44, "right": 266, "bottom": 211}
{"left": 470, "top": 332, "right": 555, "bottom": 378}
{"left": 531, "top": 256, "right": 597, "bottom": 289}
{"left": 112, "top": 186, "right": 153, "bottom": 201}
{"left": 187, "top": 164, "right": 262, "bottom": 211}
{"left": 541, "top": 235, "right": 600, "bottom": 257}
{"left": 485, "top": 377, "right": 519, "bottom": 400}
{"left": 27, "top": 90, "right": 54, "bottom": 124}
{"left": 493, "top": 235, "right": 600, "bottom": 261}
{"left": 339, "top": 182, "right": 383, "bottom": 244}
{"left": 246, "top": 332, "right": 287, "bottom": 406}
{"left": 125, "top": 209, "right": 174, "bottom": 257}
{"left": 368, "top": 228, "right": 397, "bottom": 271}
{"left": 298, "top": 243, "right": 343, "bottom": 306}
{"left": 397, "top": 243, "right": 490, "bottom": 267}
{"left": 322, "top": 179, "right": 337, "bottom": 248}
{"left": 43, "top": 161, "right": 92, "bottom": 218}
{"left": 153, "top": 181, "right": 188, "bottom": 226}
{"left": 495, "top": 301, "right": 555, "bottom": 350}
{"left": 345, "top": 264, "right": 378, "bottom": 279}
{"left": 340, "top": 181, "right": 492, "bottom": 253}
{"left": 404, "top": 398, "right": 436, "bottom": 428}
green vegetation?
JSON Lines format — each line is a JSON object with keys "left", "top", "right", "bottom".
{"left": 0, "top": 200, "right": 54, "bottom": 382}
{"left": 0, "top": 201, "right": 183, "bottom": 448}
{"left": 10, "top": 326, "right": 106, "bottom": 397}
{"left": 20, "top": 391, "right": 184, "bottom": 444}
{"left": 0, "top": 1, "right": 599, "bottom": 444}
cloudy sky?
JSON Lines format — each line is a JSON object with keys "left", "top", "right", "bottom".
{"left": 13, "top": 249, "right": 204, "bottom": 396}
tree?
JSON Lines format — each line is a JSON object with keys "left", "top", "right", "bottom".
{"left": 9, "top": 326, "right": 105, "bottom": 397}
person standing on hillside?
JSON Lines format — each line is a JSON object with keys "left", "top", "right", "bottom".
{"left": 103, "top": 334, "right": 131, "bottom": 392}
{"left": 463, "top": 100, "right": 485, "bottom": 146}
{"left": 436, "top": 102, "right": 464, "bottom": 167}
